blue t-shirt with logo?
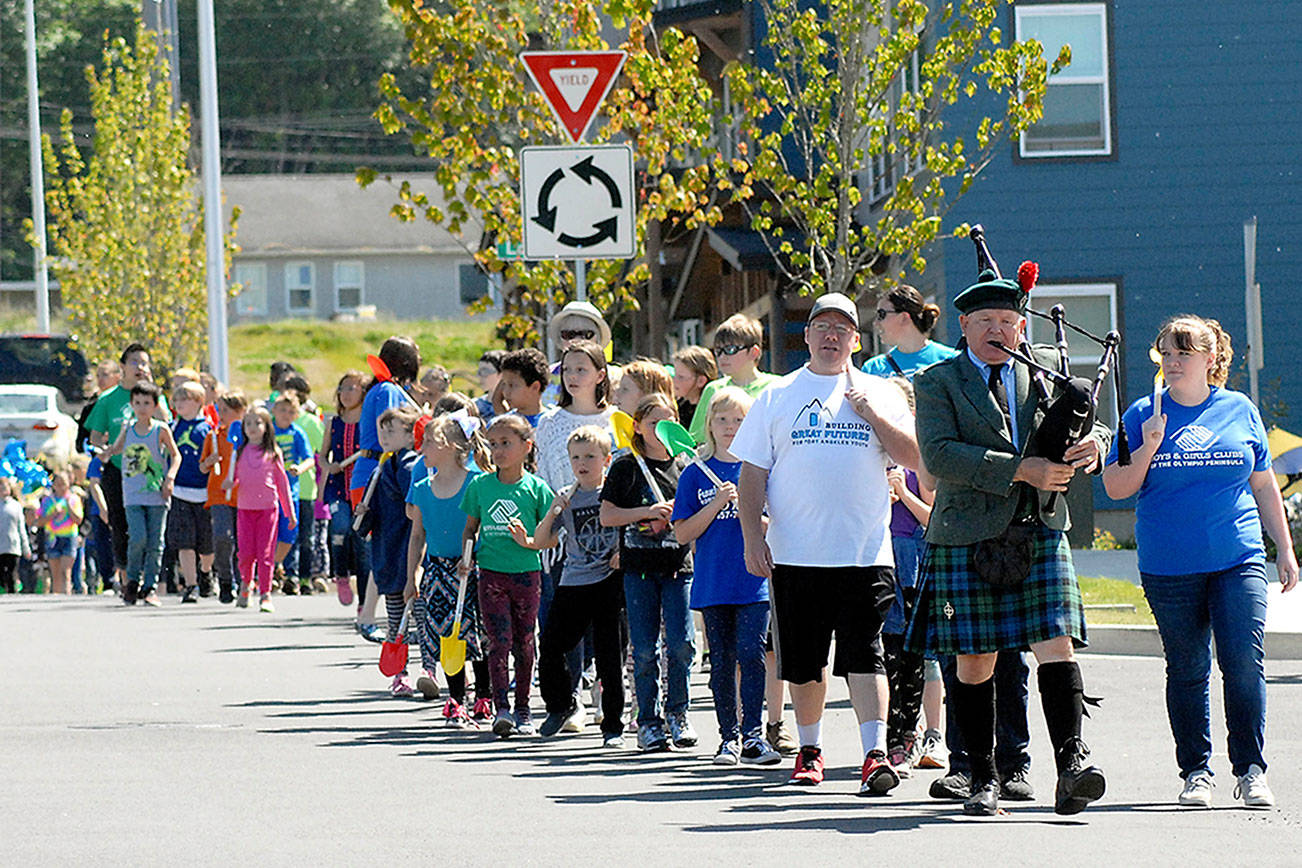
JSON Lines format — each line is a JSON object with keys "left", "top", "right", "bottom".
{"left": 272, "top": 421, "right": 312, "bottom": 500}
{"left": 1109, "top": 387, "right": 1271, "bottom": 576}
{"left": 171, "top": 416, "right": 212, "bottom": 490}
{"left": 861, "top": 341, "right": 958, "bottom": 380}
{"left": 670, "top": 456, "right": 768, "bottom": 608}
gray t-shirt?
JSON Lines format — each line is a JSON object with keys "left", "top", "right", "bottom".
{"left": 559, "top": 486, "right": 618, "bottom": 587}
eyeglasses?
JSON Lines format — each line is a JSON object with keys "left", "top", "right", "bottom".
{"left": 809, "top": 322, "right": 857, "bottom": 336}
{"left": 875, "top": 308, "right": 899, "bottom": 321}
{"left": 713, "top": 343, "right": 754, "bottom": 356}
{"left": 560, "top": 329, "right": 596, "bottom": 341}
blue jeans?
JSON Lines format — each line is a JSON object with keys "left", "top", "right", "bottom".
{"left": 1141, "top": 560, "right": 1269, "bottom": 777}
{"left": 624, "top": 570, "right": 695, "bottom": 726}
{"left": 210, "top": 504, "right": 237, "bottom": 591}
{"left": 701, "top": 602, "right": 769, "bottom": 741}
{"left": 328, "top": 500, "right": 371, "bottom": 599}
{"left": 125, "top": 504, "right": 168, "bottom": 593}
{"left": 885, "top": 527, "right": 926, "bottom": 635}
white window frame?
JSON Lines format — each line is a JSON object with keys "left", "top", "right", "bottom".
{"left": 231, "top": 262, "right": 267, "bottom": 316}
{"left": 284, "top": 261, "right": 315, "bottom": 315}
{"left": 1015, "top": 3, "right": 1112, "bottom": 158}
{"left": 333, "top": 261, "right": 365, "bottom": 314}
{"left": 1028, "top": 281, "right": 1119, "bottom": 425}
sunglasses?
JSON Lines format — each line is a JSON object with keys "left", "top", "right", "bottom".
{"left": 560, "top": 329, "right": 596, "bottom": 341}
{"left": 713, "top": 343, "right": 754, "bottom": 356}
{"left": 875, "top": 308, "right": 900, "bottom": 321}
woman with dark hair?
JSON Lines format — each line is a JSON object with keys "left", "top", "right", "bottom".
{"left": 350, "top": 336, "right": 421, "bottom": 505}
{"left": 861, "top": 285, "right": 957, "bottom": 380}
{"left": 1103, "top": 315, "right": 1297, "bottom": 809}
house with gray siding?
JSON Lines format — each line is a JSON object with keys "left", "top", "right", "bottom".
{"left": 222, "top": 174, "right": 500, "bottom": 323}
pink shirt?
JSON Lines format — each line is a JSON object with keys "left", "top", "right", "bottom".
{"left": 233, "top": 445, "right": 294, "bottom": 515}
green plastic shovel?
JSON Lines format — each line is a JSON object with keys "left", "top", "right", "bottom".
{"left": 654, "top": 419, "right": 724, "bottom": 488}
{"left": 440, "top": 539, "right": 473, "bottom": 676}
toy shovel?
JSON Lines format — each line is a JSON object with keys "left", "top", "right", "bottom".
{"left": 441, "top": 540, "right": 473, "bottom": 677}
{"left": 654, "top": 419, "right": 724, "bottom": 488}
{"left": 379, "top": 603, "right": 412, "bottom": 676}
{"left": 611, "top": 410, "right": 665, "bottom": 502}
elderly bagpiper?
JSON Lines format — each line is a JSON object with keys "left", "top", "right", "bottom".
{"left": 907, "top": 237, "right": 1112, "bottom": 817}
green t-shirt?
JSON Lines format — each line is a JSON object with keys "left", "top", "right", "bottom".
{"left": 86, "top": 384, "right": 171, "bottom": 469}
{"left": 688, "top": 371, "right": 780, "bottom": 444}
{"left": 294, "top": 410, "right": 325, "bottom": 501}
{"left": 459, "top": 470, "right": 554, "bottom": 574}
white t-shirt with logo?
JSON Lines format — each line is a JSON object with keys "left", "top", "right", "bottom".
{"left": 730, "top": 365, "right": 910, "bottom": 568}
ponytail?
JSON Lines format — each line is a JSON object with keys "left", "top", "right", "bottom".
{"left": 884, "top": 285, "right": 939, "bottom": 336}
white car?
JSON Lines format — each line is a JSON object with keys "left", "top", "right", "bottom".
{"left": 0, "top": 384, "right": 79, "bottom": 466}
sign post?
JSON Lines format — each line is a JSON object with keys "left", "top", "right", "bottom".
{"left": 519, "top": 50, "right": 631, "bottom": 305}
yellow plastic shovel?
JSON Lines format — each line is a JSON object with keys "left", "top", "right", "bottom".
{"left": 441, "top": 539, "right": 473, "bottom": 676}
{"left": 612, "top": 410, "right": 635, "bottom": 450}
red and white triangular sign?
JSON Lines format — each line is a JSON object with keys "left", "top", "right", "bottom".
{"left": 520, "top": 51, "right": 626, "bottom": 143}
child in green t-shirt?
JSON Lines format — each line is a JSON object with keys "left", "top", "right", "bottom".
{"left": 689, "top": 313, "right": 779, "bottom": 444}
{"left": 459, "top": 413, "right": 554, "bottom": 738}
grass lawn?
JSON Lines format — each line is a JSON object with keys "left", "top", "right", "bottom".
{"left": 228, "top": 318, "right": 499, "bottom": 400}
{"left": 1079, "top": 575, "right": 1156, "bottom": 626}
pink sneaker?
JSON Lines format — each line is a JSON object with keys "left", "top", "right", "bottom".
{"left": 335, "top": 576, "right": 354, "bottom": 607}
{"left": 443, "top": 699, "right": 471, "bottom": 728}
{"left": 472, "top": 697, "right": 493, "bottom": 723}
{"left": 390, "top": 674, "right": 415, "bottom": 698}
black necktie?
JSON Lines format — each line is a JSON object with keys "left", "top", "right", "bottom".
{"left": 988, "top": 363, "right": 1012, "bottom": 435}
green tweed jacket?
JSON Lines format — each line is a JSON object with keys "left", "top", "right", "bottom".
{"left": 913, "top": 343, "right": 1113, "bottom": 546}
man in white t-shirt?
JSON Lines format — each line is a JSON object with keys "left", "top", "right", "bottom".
{"left": 732, "top": 292, "right": 920, "bottom": 796}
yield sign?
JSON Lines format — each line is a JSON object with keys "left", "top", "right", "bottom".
{"left": 520, "top": 51, "right": 626, "bottom": 143}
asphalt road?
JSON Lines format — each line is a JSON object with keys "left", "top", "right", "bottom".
{"left": 6, "top": 593, "right": 1302, "bottom": 865}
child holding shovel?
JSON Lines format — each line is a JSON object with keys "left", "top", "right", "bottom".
{"left": 510, "top": 425, "right": 626, "bottom": 746}
{"left": 406, "top": 413, "right": 492, "bottom": 726}
{"left": 458, "top": 414, "right": 555, "bottom": 737}
{"left": 671, "top": 386, "right": 780, "bottom": 766}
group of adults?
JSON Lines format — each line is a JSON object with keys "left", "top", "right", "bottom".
{"left": 734, "top": 258, "right": 1295, "bottom": 815}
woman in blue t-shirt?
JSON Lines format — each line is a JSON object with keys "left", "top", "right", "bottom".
{"left": 1104, "top": 315, "right": 1298, "bottom": 810}
{"left": 860, "top": 285, "right": 957, "bottom": 380}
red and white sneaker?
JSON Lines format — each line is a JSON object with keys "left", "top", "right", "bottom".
{"left": 443, "top": 699, "right": 472, "bottom": 728}
{"left": 390, "top": 674, "right": 415, "bottom": 698}
{"left": 789, "top": 746, "right": 825, "bottom": 786}
{"left": 471, "top": 696, "right": 493, "bottom": 724}
{"left": 859, "top": 750, "right": 901, "bottom": 796}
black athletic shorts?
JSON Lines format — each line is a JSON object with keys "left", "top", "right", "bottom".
{"left": 165, "top": 498, "right": 213, "bottom": 555}
{"left": 769, "top": 564, "right": 895, "bottom": 683}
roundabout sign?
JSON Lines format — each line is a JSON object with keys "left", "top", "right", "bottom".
{"left": 519, "top": 144, "right": 635, "bottom": 260}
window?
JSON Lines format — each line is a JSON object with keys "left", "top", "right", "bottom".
{"left": 334, "top": 261, "right": 364, "bottom": 312}
{"left": 1015, "top": 4, "right": 1112, "bottom": 157}
{"left": 285, "top": 262, "right": 314, "bottom": 314}
{"left": 1027, "top": 282, "right": 1119, "bottom": 426}
{"left": 459, "top": 264, "right": 489, "bottom": 305}
{"left": 231, "top": 262, "right": 267, "bottom": 316}
{"left": 864, "top": 47, "right": 925, "bottom": 204}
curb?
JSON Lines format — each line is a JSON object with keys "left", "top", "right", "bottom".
{"left": 1086, "top": 624, "right": 1302, "bottom": 659}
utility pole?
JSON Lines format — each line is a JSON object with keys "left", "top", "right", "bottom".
{"left": 142, "top": 0, "right": 181, "bottom": 104}
{"left": 198, "top": 0, "right": 229, "bottom": 382}
{"left": 23, "top": 0, "right": 50, "bottom": 332}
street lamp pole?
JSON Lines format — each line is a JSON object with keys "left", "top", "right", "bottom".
{"left": 198, "top": 0, "right": 229, "bottom": 382}
{"left": 23, "top": 0, "right": 51, "bottom": 332}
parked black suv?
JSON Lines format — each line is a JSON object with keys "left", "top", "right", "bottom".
{"left": 0, "top": 334, "right": 89, "bottom": 405}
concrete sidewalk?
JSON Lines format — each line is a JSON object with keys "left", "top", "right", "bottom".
{"left": 1073, "top": 548, "right": 1302, "bottom": 657}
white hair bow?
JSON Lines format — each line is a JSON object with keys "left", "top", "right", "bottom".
{"left": 448, "top": 409, "right": 481, "bottom": 440}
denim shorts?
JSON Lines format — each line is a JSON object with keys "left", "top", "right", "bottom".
{"left": 46, "top": 534, "right": 77, "bottom": 559}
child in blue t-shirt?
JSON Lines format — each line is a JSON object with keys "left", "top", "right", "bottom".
{"left": 270, "top": 392, "right": 314, "bottom": 592}
{"left": 405, "top": 413, "right": 489, "bottom": 724}
{"left": 670, "top": 386, "right": 779, "bottom": 767}
{"left": 168, "top": 381, "right": 214, "bottom": 602}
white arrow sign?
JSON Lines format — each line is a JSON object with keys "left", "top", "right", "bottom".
{"left": 520, "top": 144, "right": 636, "bottom": 260}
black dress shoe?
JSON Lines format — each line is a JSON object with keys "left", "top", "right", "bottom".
{"left": 963, "top": 780, "right": 1000, "bottom": 816}
{"left": 1000, "top": 767, "right": 1035, "bottom": 801}
{"left": 929, "top": 771, "right": 971, "bottom": 801}
{"left": 1055, "top": 737, "right": 1106, "bottom": 815}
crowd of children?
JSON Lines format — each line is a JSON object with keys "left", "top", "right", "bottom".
{"left": 3, "top": 306, "right": 952, "bottom": 785}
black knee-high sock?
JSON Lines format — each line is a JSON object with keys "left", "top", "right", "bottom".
{"left": 446, "top": 669, "right": 467, "bottom": 705}
{"left": 473, "top": 659, "right": 490, "bottom": 700}
{"left": 952, "top": 676, "right": 997, "bottom": 784}
{"left": 1037, "top": 660, "right": 1084, "bottom": 772}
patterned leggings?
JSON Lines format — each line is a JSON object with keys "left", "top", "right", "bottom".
{"left": 477, "top": 568, "right": 541, "bottom": 715}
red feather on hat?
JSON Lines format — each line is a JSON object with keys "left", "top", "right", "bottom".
{"left": 1017, "top": 260, "right": 1039, "bottom": 292}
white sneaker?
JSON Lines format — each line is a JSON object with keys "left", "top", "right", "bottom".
{"left": 1234, "top": 765, "right": 1275, "bottom": 808}
{"left": 1178, "top": 770, "right": 1213, "bottom": 807}
{"left": 713, "top": 739, "right": 741, "bottom": 766}
{"left": 561, "top": 696, "right": 587, "bottom": 733}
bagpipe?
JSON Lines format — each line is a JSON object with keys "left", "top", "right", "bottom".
{"left": 969, "top": 225, "right": 1130, "bottom": 514}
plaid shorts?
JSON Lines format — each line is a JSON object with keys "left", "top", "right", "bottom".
{"left": 904, "top": 526, "right": 1086, "bottom": 656}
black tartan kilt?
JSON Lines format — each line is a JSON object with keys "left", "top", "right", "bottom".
{"left": 904, "top": 525, "right": 1086, "bottom": 656}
